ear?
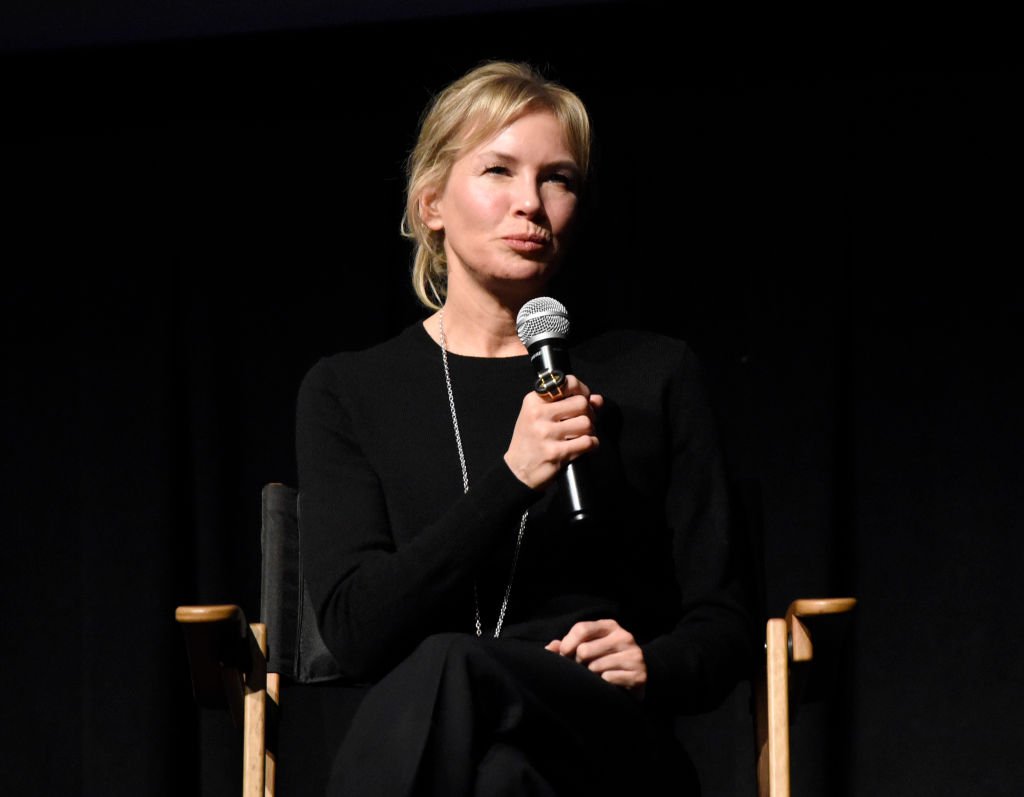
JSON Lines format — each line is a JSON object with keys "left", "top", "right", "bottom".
{"left": 419, "top": 187, "right": 445, "bottom": 232}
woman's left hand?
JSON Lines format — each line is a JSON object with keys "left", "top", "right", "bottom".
{"left": 545, "top": 619, "right": 647, "bottom": 696}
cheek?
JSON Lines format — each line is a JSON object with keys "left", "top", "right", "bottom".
{"left": 453, "top": 184, "right": 504, "bottom": 228}
{"left": 550, "top": 196, "right": 579, "bottom": 234}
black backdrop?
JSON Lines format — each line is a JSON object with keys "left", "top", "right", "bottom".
{"left": 3, "top": 5, "right": 1022, "bottom": 795}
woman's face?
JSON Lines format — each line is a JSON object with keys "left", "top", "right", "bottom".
{"left": 421, "top": 111, "right": 581, "bottom": 300}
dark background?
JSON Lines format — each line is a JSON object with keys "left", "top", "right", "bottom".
{"left": 3, "top": 3, "right": 1021, "bottom": 795}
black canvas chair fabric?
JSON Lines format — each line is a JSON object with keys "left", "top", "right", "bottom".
{"left": 260, "top": 483, "right": 342, "bottom": 683}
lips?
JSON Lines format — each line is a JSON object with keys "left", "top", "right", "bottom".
{"left": 503, "top": 232, "right": 551, "bottom": 253}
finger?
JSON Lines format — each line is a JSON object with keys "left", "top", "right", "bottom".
{"left": 550, "top": 375, "right": 598, "bottom": 404}
{"left": 598, "top": 669, "right": 648, "bottom": 692}
{"left": 574, "top": 625, "right": 637, "bottom": 664}
{"left": 535, "top": 376, "right": 600, "bottom": 409}
{"left": 537, "top": 436, "right": 596, "bottom": 468}
{"left": 523, "top": 391, "right": 588, "bottom": 422}
{"left": 575, "top": 633, "right": 631, "bottom": 664}
{"left": 555, "top": 414, "right": 595, "bottom": 440}
{"left": 562, "top": 375, "right": 591, "bottom": 399}
{"left": 566, "top": 440, "right": 599, "bottom": 463}
{"left": 565, "top": 437, "right": 600, "bottom": 463}
{"left": 544, "top": 639, "right": 561, "bottom": 653}
{"left": 585, "top": 648, "right": 645, "bottom": 675}
{"left": 534, "top": 369, "right": 568, "bottom": 400}
{"left": 526, "top": 388, "right": 599, "bottom": 423}
{"left": 555, "top": 619, "right": 617, "bottom": 658}
{"left": 548, "top": 395, "right": 592, "bottom": 421}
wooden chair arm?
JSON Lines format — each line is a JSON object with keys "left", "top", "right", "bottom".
{"left": 176, "top": 605, "right": 274, "bottom": 797}
{"left": 757, "top": 597, "right": 857, "bottom": 797}
{"left": 785, "top": 598, "right": 857, "bottom": 663}
{"left": 176, "top": 604, "right": 249, "bottom": 625}
{"left": 175, "top": 604, "right": 253, "bottom": 717}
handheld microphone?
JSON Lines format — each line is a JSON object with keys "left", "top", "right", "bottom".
{"left": 516, "top": 297, "right": 592, "bottom": 524}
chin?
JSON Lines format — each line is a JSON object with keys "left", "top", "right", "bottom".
{"left": 450, "top": 251, "right": 563, "bottom": 300}
{"left": 489, "top": 273, "right": 558, "bottom": 305}
{"left": 502, "top": 254, "right": 563, "bottom": 281}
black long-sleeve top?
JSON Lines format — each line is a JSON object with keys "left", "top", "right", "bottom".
{"left": 296, "top": 322, "right": 750, "bottom": 713}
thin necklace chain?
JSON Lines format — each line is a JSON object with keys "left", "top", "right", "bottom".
{"left": 438, "top": 307, "right": 528, "bottom": 638}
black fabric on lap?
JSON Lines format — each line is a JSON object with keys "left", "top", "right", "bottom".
{"left": 328, "top": 634, "right": 698, "bottom": 797}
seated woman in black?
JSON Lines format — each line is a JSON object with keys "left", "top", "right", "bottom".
{"left": 296, "top": 60, "right": 751, "bottom": 796}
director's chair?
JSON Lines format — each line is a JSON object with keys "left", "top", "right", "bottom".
{"left": 176, "top": 483, "right": 855, "bottom": 796}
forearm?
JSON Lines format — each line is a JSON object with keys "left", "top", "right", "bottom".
{"left": 640, "top": 342, "right": 753, "bottom": 711}
{"left": 641, "top": 592, "right": 751, "bottom": 712}
{"left": 302, "top": 460, "right": 537, "bottom": 680}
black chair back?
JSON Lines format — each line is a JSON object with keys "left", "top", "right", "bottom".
{"left": 260, "top": 483, "right": 342, "bottom": 682}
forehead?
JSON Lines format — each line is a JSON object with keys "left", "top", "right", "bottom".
{"left": 457, "top": 110, "right": 575, "bottom": 163}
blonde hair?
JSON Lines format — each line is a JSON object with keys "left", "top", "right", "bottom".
{"left": 402, "top": 61, "right": 592, "bottom": 310}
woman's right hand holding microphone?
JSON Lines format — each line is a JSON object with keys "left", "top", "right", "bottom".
{"left": 503, "top": 375, "right": 602, "bottom": 491}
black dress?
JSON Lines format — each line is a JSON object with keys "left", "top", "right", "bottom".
{"left": 296, "top": 323, "right": 750, "bottom": 795}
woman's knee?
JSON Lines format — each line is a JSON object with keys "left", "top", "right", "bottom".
{"left": 474, "top": 742, "right": 558, "bottom": 797}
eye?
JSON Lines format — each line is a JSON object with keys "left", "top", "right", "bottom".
{"left": 545, "top": 172, "right": 578, "bottom": 191}
{"left": 484, "top": 165, "right": 511, "bottom": 176}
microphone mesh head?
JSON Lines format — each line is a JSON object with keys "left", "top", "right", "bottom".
{"left": 516, "top": 297, "right": 571, "bottom": 347}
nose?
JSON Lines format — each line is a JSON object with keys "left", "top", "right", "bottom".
{"left": 512, "top": 175, "right": 543, "bottom": 218}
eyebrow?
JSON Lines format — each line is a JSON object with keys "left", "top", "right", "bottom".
{"left": 476, "top": 150, "right": 579, "bottom": 172}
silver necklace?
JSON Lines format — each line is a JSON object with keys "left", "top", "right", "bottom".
{"left": 438, "top": 307, "right": 528, "bottom": 638}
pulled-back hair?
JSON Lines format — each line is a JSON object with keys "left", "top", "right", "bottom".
{"left": 402, "top": 62, "right": 591, "bottom": 310}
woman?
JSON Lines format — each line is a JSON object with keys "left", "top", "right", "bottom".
{"left": 297, "top": 61, "right": 750, "bottom": 796}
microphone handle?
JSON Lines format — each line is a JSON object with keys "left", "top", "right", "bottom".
{"left": 528, "top": 339, "right": 572, "bottom": 377}
{"left": 562, "top": 461, "right": 590, "bottom": 524}
{"left": 528, "top": 340, "right": 591, "bottom": 524}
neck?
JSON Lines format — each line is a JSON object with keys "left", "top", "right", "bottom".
{"left": 425, "top": 289, "right": 531, "bottom": 358}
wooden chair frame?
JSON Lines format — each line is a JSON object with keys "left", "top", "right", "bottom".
{"left": 177, "top": 481, "right": 856, "bottom": 795}
{"left": 755, "top": 598, "right": 857, "bottom": 797}
{"left": 176, "top": 605, "right": 280, "bottom": 797}
{"left": 176, "top": 597, "right": 855, "bottom": 797}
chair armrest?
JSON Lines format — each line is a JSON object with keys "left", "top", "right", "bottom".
{"left": 177, "top": 606, "right": 274, "bottom": 796}
{"left": 757, "top": 597, "right": 857, "bottom": 797}
{"left": 176, "top": 604, "right": 248, "bottom": 626}
{"left": 175, "top": 604, "right": 254, "bottom": 719}
{"left": 784, "top": 598, "right": 857, "bottom": 663}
